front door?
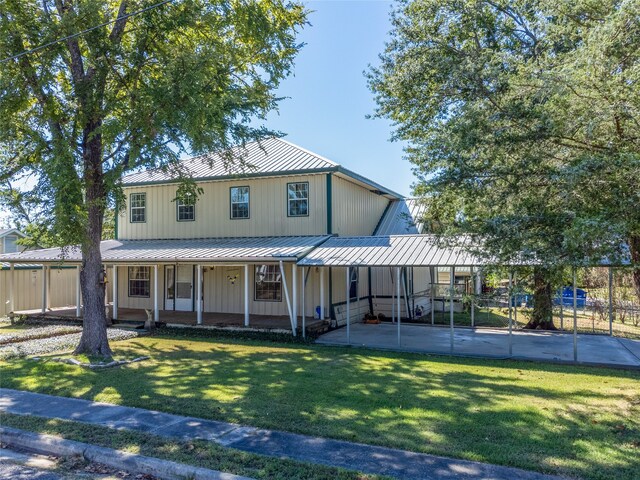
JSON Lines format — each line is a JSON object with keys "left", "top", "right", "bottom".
{"left": 165, "top": 265, "right": 193, "bottom": 311}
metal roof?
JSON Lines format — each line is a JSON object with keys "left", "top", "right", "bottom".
{"left": 0, "top": 236, "right": 330, "bottom": 264}
{"left": 373, "top": 198, "right": 427, "bottom": 235}
{"left": 0, "top": 228, "right": 25, "bottom": 238}
{"left": 120, "top": 137, "right": 402, "bottom": 198}
{"left": 297, "top": 235, "right": 482, "bottom": 267}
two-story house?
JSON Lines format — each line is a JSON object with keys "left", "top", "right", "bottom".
{"left": 1, "top": 138, "right": 450, "bottom": 332}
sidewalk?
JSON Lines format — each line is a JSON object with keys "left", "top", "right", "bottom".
{"left": 0, "top": 388, "right": 561, "bottom": 480}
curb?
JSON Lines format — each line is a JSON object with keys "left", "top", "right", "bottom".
{"left": 0, "top": 426, "right": 253, "bottom": 480}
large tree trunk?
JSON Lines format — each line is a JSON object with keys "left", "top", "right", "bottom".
{"left": 628, "top": 235, "right": 640, "bottom": 303}
{"left": 524, "top": 267, "right": 557, "bottom": 330}
{"left": 74, "top": 121, "right": 112, "bottom": 357}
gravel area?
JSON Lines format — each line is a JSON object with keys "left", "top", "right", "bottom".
{"left": 0, "top": 329, "right": 138, "bottom": 359}
{"left": 0, "top": 326, "right": 82, "bottom": 346}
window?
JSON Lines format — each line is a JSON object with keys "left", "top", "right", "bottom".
{"left": 287, "top": 182, "right": 309, "bottom": 216}
{"left": 255, "top": 265, "right": 282, "bottom": 301}
{"left": 4, "top": 235, "right": 18, "bottom": 253}
{"left": 130, "top": 193, "right": 146, "bottom": 223}
{"left": 230, "top": 186, "right": 250, "bottom": 219}
{"left": 177, "top": 195, "right": 195, "bottom": 222}
{"left": 128, "top": 266, "right": 150, "bottom": 297}
{"left": 349, "top": 267, "right": 359, "bottom": 300}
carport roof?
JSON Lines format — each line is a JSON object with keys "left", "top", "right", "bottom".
{"left": 0, "top": 236, "right": 330, "bottom": 264}
{"left": 296, "top": 234, "right": 482, "bottom": 267}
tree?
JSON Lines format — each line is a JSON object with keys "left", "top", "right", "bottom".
{"left": 0, "top": 0, "right": 306, "bottom": 356}
{"left": 368, "top": 0, "right": 640, "bottom": 328}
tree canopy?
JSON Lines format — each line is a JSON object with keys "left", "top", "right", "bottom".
{"left": 0, "top": 0, "right": 307, "bottom": 355}
{"left": 369, "top": 0, "right": 640, "bottom": 268}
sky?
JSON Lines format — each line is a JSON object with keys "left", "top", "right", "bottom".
{"left": 265, "top": 0, "right": 413, "bottom": 197}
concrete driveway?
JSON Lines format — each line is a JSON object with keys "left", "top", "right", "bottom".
{"left": 316, "top": 322, "right": 640, "bottom": 368}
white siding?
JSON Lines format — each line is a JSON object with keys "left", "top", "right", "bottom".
{"left": 118, "top": 174, "right": 327, "bottom": 240}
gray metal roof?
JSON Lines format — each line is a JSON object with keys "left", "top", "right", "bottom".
{"left": 297, "top": 235, "right": 481, "bottom": 267}
{"left": 0, "top": 236, "right": 330, "bottom": 264}
{"left": 0, "top": 228, "right": 24, "bottom": 238}
{"left": 374, "top": 198, "right": 427, "bottom": 235}
{"left": 120, "top": 138, "right": 402, "bottom": 198}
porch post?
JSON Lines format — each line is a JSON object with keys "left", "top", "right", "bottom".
{"left": 430, "top": 266, "right": 435, "bottom": 325}
{"left": 46, "top": 265, "right": 51, "bottom": 310}
{"left": 292, "top": 263, "right": 298, "bottom": 330}
{"left": 9, "top": 263, "right": 14, "bottom": 313}
{"left": 319, "top": 267, "right": 325, "bottom": 320}
{"left": 196, "top": 264, "right": 203, "bottom": 325}
{"left": 573, "top": 267, "right": 578, "bottom": 362}
{"left": 449, "top": 266, "right": 455, "bottom": 353}
{"left": 608, "top": 266, "right": 613, "bottom": 336}
{"left": 397, "top": 267, "right": 401, "bottom": 347}
{"left": 391, "top": 268, "right": 395, "bottom": 323}
{"left": 244, "top": 264, "right": 249, "bottom": 327}
{"left": 112, "top": 265, "right": 118, "bottom": 320}
{"left": 508, "top": 272, "right": 513, "bottom": 356}
{"left": 279, "top": 260, "right": 295, "bottom": 335}
{"left": 76, "top": 266, "right": 81, "bottom": 317}
{"left": 41, "top": 265, "right": 47, "bottom": 313}
{"left": 470, "top": 266, "right": 475, "bottom": 327}
{"left": 153, "top": 264, "right": 159, "bottom": 323}
{"left": 301, "top": 266, "right": 306, "bottom": 339}
{"left": 346, "top": 267, "right": 350, "bottom": 344}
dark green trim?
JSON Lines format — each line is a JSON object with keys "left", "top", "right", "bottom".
{"left": 229, "top": 186, "right": 250, "bottom": 220}
{"left": 367, "top": 267, "right": 373, "bottom": 314}
{"left": 0, "top": 265, "right": 76, "bottom": 271}
{"left": 325, "top": 174, "right": 332, "bottom": 234}
{"left": 372, "top": 200, "right": 393, "bottom": 235}
{"left": 286, "top": 181, "right": 310, "bottom": 217}
{"left": 328, "top": 267, "right": 334, "bottom": 320}
{"left": 129, "top": 192, "right": 147, "bottom": 223}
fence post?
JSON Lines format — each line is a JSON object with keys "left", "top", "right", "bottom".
{"left": 470, "top": 266, "right": 475, "bottom": 328}
{"left": 608, "top": 266, "right": 613, "bottom": 336}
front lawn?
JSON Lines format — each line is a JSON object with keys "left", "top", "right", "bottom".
{"left": 1, "top": 328, "right": 639, "bottom": 480}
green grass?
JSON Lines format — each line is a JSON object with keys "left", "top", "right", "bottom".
{"left": 0, "top": 413, "right": 383, "bottom": 480}
{"left": 1, "top": 329, "right": 639, "bottom": 480}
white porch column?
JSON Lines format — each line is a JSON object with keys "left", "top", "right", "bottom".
{"left": 397, "top": 267, "right": 401, "bottom": 347}
{"left": 76, "top": 266, "right": 81, "bottom": 317}
{"left": 279, "top": 260, "right": 295, "bottom": 335}
{"left": 470, "top": 266, "right": 475, "bottom": 328}
{"left": 508, "top": 272, "right": 513, "bottom": 356}
{"left": 244, "top": 264, "right": 249, "bottom": 327}
{"left": 430, "top": 266, "right": 435, "bottom": 325}
{"left": 449, "top": 266, "right": 454, "bottom": 353}
{"left": 301, "top": 266, "right": 306, "bottom": 339}
{"left": 319, "top": 267, "right": 325, "bottom": 320}
{"left": 292, "top": 263, "right": 298, "bottom": 330}
{"left": 41, "top": 265, "right": 48, "bottom": 313}
{"left": 112, "top": 265, "right": 118, "bottom": 320}
{"left": 608, "top": 266, "right": 613, "bottom": 336}
{"left": 9, "top": 263, "right": 15, "bottom": 313}
{"left": 46, "top": 265, "right": 51, "bottom": 310}
{"left": 196, "top": 264, "right": 203, "bottom": 325}
{"left": 153, "top": 264, "right": 159, "bottom": 323}
{"left": 346, "top": 267, "right": 350, "bottom": 344}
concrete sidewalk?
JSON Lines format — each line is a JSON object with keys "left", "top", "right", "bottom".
{"left": 316, "top": 323, "right": 640, "bottom": 368}
{"left": 0, "top": 388, "right": 561, "bottom": 480}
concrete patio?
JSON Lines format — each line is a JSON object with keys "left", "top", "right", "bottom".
{"left": 316, "top": 322, "right": 640, "bottom": 368}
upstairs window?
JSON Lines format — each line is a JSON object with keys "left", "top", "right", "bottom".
{"left": 255, "top": 264, "right": 282, "bottom": 301}
{"left": 130, "top": 193, "right": 146, "bottom": 223}
{"left": 4, "top": 235, "right": 18, "bottom": 253}
{"left": 230, "top": 186, "right": 250, "bottom": 219}
{"left": 287, "top": 182, "right": 309, "bottom": 217}
{"left": 128, "top": 266, "right": 150, "bottom": 297}
{"left": 177, "top": 195, "right": 195, "bottom": 222}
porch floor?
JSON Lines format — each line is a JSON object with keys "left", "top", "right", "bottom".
{"left": 14, "top": 305, "right": 325, "bottom": 332}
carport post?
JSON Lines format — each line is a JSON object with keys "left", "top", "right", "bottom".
{"left": 470, "top": 266, "right": 475, "bottom": 327}
{"left": 320, "top": 267, "right": 325, "bottom": 320}
{"left": 450, "top": 266, "right": 454, "bottom": 353}
{"left": 196, "top": 264, "right": 202, "bottom": 325}
{"left": 153, "top": 264, "right": 159, "bottom": 323}
{"left": 346, "top": 267, "right": 350, "bottom": 344}
{"left": 573, "top": 267, "right": 578, "bottom": 362}
{"left": 397, "top": 267, "right": 401, "bottom": 347}
{"left": 508, "top": 272, "right": 513, "bottom": 356}
{"left": 292, "top": 264, "right": 298, "bottom": 330}
{"left": 41, "top": 265, "right": 47, "bottom": 313}
{"left": 608, "top": 266, "right": 613, "bottom": 336}
{"left": 280, "top": 260, "right": 295, "bottom": 336}
{"left": 9, "top": 263, "right": 14, "bottom": 313}
{"left": 112, "top": 265, "right": 118, "bottom": 320}
{"left": 301, "top": 266, "right": 306, "bottom": 339}
{"left": 76, "top": 266, "right": 81, "bottom": 317}
{"left": 430, "top": 266, "right": 435, "bottom": 325}
{"left": 244, "top": 264, "right": 249, "bottom": 327}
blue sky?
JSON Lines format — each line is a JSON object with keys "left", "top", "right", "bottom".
{"left": 266, "top": 0, "right": 413, "bottom": 196}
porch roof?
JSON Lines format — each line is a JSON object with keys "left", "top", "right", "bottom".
{"left": 296, "top": 234, "right": 482, "bottom": 267}
{"left": 0, "top": 236, "right": 330, "bottom": 265}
